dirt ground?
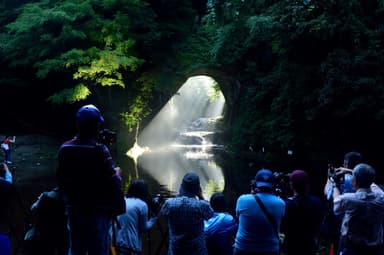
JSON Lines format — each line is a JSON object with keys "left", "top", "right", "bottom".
{"left": 6, "top": 135, "right": 62, "bottom": 211}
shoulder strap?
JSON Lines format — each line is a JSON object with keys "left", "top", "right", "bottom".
{"left": 254, "top": 194, "right": 279, "bottom": 239}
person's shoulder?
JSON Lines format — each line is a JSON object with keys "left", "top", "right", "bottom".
{"left": 198, "top": 199, "right": 211, "bottom": 207}
{"left": 223, "top": 212, "right": 236, "bottom": 221}
{"left": 59, "top": 138, "right": 77, "bottom": 147}
{"left": 127, "top": 197, "right": 148, "bottom": 209}
{"left": 237, "top": 193, "right": 253, "bottom": 201}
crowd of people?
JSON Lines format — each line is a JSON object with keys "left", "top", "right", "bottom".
{"left": 1, "top": 104, "right": 384, "bottom": 255}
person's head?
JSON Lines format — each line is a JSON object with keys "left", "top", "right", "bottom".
{"left": 179, "top": 172, "right": 201, "bottom": 197}
{"left": 76, "top": 104, "right": 104, "bottom": 139}
{"left": 290, "top": 169, "right": 310, "bottom": 195}
{"left": 254, "top": 169, "right": 275, "bottom": 192}
{"left": 127, "top": 179, "right": 150, "bottom": 201}
{"left": 352, "top": 163, "right": 375, "bottom": 189}
{"left": 344, "top": 151, "right": 362, "bottom": 169}
{"left": 210, "top": 193, "right": 227, "bottom": 213}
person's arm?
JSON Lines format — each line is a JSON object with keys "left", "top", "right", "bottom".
{"left": 324, "top": 178, "right": 333, "bottom": 197}
{"left": 202, "top": 201, "right": 214, "bottom": 220}
{"left": 336, "top": 167, "right": 352, "bottom": 175}
{"left": 197, "top": 185, "right": 205, "bottom": 200}
{"left": 332, "top": 186, "right": 343, "bottom": 215}
{"left": 30, "top": 193, "right": 45, "bottom": 214}
{"left": 371, "top": 183, "right": 384, "bottom": 194}
{"left": 138, "top": 202, "right": 158, "bottom": 233}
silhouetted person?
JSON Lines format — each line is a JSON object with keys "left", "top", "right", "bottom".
{"left": 204, "top": 193, "right": 238, "bottom": 255}
{"left": 113, "top": 179, "right": 158, "bottom": 254}
{"left": 25, "top": 187, "right": 68, "bottom": 255}
{"left": 0, "top": 175, "right": 23, "bottom": 255}
{"left": 159, "top": 172, "right": 214, "bottom": 255}
{"left": 56, "top": 104, "right": 125, "bottom": 255}
{"left": 281, "top": 170, "right": 323, "bottom": 255}
{"left": 323, "top": 151, "right": 363, "bottom": 253}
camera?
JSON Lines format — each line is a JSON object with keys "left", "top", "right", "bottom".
{"left": 250, "top": 179, "right": 256, "bottom": 191}
{"left": 328, "top": 163, "right": 335, "bottom": 174}
{"left": 149, "top": 194, "right": 164, "bottom": 213}
{"left": 98, "top": 129, "right": 117, "bottom": 146}
{"left": 250, "top": 172, "right": 292, "bottom": 198}
{"left": 328, "top": 163, "right": 344, "bottom": 185}
{"left": 273, "top": 172, "right": 291, "bottom": 199}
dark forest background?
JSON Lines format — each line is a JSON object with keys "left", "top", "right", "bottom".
{"left": 1, "top": 0, "right": 384, "bottom": 180}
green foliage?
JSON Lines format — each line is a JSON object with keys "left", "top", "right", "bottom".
{"left": 3, "top": 0, "right": 384, "bottom": 166}
{"left": 1, "top": 0, "right": 153, "bottom": 105}
{"left": 48, "top": 84, "right": 91, "bottom": 104}
{"left": 211, "top": 0, "right": 384, "bottom": 163}
{"left": 120, "top": 71, "right": 155, "bottom": 131}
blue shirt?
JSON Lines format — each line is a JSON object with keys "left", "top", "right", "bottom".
{"left": 204, "top": 212, "right": 238, "bottom": 255}
{"left": 161, "top": 196, "right": 214, "bottom": 255}
{"left": 235, "top": 193, "right": 285, "bottom": 253}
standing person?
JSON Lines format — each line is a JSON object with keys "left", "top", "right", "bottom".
{"left": 204, "top": 192, "right": 238, "bottom": 255}
{"left": 333, "top": 163, "right": 384, "bottom": 255}
{"left": 25, "top": 187, "right": 68, "bottom": 255}
{"left": 1, "top": 135, "right": 15, "bottom": 164}
{"left": 234, "top": 169, "right": 285, "bottom": 255}
{"left": 322, "top": 151, "right": 363, "bottom": 253}
{"left": 0, "top": 174, "right": 24, "bottom": 255}
{"left": 159, "top": 172, "right": 214, "bottom": 255}
{"left": 113, "top": 179, "right": 158, "bottom": 254}
{"left": 280, "top": 170, "right": 323, "bottom": 255}
{"left": 56, "top": 104, "right": 126, "bottom": 255}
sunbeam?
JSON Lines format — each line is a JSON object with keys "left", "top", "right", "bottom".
{"left": 126, "top": 76, "right": 226, "bottom": 198}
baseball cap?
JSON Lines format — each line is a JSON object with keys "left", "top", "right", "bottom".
{"left": 76, "top": 104, "right": 104, "bottom": 123}
{"left": 255, "top": 169, "right": 275, "bottom": 188}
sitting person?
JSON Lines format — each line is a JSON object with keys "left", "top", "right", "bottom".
{"left": 204, "top": 193, "right": 238, "bottom": 255}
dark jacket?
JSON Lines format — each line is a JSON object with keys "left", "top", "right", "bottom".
{"left": 56, "top": 137, "right": 125, "bottom": 215}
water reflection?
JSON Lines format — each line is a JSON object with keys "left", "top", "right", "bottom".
{"left": 127, "top": 76, "right": 226, "bottom": 199}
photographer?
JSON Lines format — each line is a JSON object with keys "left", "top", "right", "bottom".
{"left": 234, "top": 169, "right": 285, "bottom": 255}
{"left": 332, "top": 163, "right": 384, "bottom": 255}
{"left": 113, "top": 179, "right": 158, "bottom": 255}
{"left": 159, "top": 172, "right": 214, "bottom": 255}
{"left": 56, "top": 104, "right": 125, "bottom": 255}
{"left": 322, "top": 151, "right": 362, "bottom": 254}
